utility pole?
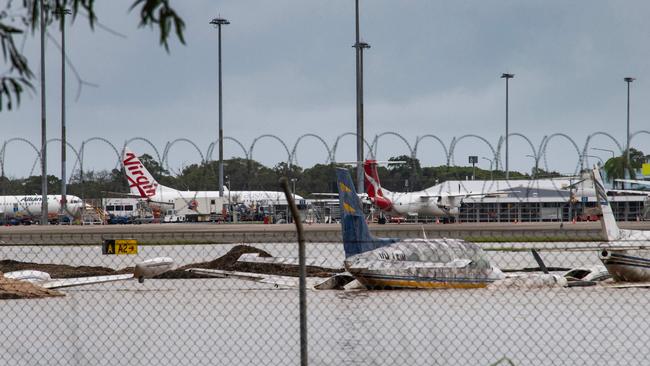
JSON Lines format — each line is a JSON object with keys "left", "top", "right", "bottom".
{"left": 55, "top": 6, "right": 71, "bottom": 223}
{"left": 210, "top": 16, "right": 230, "bottom": 198}
{"left": 40, "top": 0, "right": 48, "bottom": 225}
{"left": 501, "top": 73, "right": 514, "bottom": 180}
{"left": 354, "top": 0, "right": 366, "bottom": 194}
{"left": 624, "top": 77, "right": 635, "bottom": 175}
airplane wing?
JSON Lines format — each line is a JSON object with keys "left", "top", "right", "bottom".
{"left": 615, "top": 179, "right": 650, "bottom": 186}
{"left": 419, "top": 191, "right": 506, "bottom": 200}
{"left": 185, "top": 268, "right": 351, "bottom": 289}
{"left": 4, "top": 270, "right": 134, "bottom": 289}
{"left": 609, "top": 189, "right": 650, "bottom": 195}
{"left": 3, "top": 257, "right": 174, "bottom": 289}
{"left": 603, "top": 282, "right": 650, "bottom": 289}
{"left": 308, "top": 193, "right": 339, "bottom": 197}
{"left": 41, "top": 274, "right": 134, "bottom": 289}
{"left": 237, "top": 253, "right": 343, "bottom": 269}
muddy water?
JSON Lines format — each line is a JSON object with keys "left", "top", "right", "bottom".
{"left": 1, "top": 243, "right": 646, "bottom": 365}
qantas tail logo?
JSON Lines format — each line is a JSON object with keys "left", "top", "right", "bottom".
{"left": 123, "top": 148, "right": 159, "bottom": 198}
{"left": 363, "top": 160, "right": 384, "bottom": 199}
{"left": 363, "top": 160, "right": 393, "bottom": 211}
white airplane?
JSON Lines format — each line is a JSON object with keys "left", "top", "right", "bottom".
{"left": 0, "top": 195, "right": 84, "bottom": 223}
{"left": 123, "top": 147, "right": 303, "bottom": 205}
{"left": 363, "top": 160, "right": 490, "bottom": 222}
{"left": 592, "top": 166, "right": 650, "bottom": 282}
{"left": 614, "top": 179, "right": 650, "bottom": 191}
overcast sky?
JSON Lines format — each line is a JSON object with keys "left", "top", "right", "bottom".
{"left": 3, "top": 0, "right": 650, "bottom": 179}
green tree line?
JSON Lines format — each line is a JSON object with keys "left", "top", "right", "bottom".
{"left": 0, "top": 154, "right": 564, "bottom": 199}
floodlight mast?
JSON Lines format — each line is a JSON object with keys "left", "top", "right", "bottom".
{"left": 54, "top": 7, "right": 72, "bottom": 223}
{"left": 40, "top": 1, "right": 48, "bottom": 225}
{"left": 210, "top": 16, "right": 230, "bottom": 198}
{"left": 501, "top": 73, "right": 514, "bottom": 180}
{"left": 624, "top": 77, "right": 635, "bottom": 176}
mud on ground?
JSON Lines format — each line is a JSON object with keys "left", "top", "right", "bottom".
{"left": 0, "top": 274, "right": 63, "bottom": 300}
{"left": 0, "top": 245, "right": 342, "bottom": 284}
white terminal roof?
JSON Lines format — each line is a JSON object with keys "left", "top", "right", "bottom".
{"left": 427, "top": 177, "right": 648, "bottom": 203}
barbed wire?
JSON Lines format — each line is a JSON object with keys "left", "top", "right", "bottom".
{"left": 0, "top": 130, "right": 648, "bottom": 180}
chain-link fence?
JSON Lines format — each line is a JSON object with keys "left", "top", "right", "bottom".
{"left": 2, "top": 223, "right": 650, "bottom": 366}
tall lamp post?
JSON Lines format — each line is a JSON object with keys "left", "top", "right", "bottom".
{"left": 40, "top": 0, "right": 48, "bottom": 225}
{"left": 55, "top": 7, "right": 71, "bottom": 223}
{"left": 210, "top": 16, "right": 230, "bottom": 199}
{"left": 501, "top": 73, "right": 514, "bottom": 180}
{"left": 624, "top": 77, "right": 635, "bottom": 173}
{"left": 353, "top": 0, "right": 368, "bottom": 194}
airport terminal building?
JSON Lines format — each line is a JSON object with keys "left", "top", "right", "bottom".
{"left": 436, "top": 178, "right": 649, "bottom": 223}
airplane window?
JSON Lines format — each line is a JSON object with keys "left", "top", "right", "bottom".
{"left": 124, "top": 205, "right": 134, "bottom": 210}
{"left": 106, "top": 205, "right": 115, "bottom": 211}
{"left": 116, "top": 205, "right": 124, "bottom": 211}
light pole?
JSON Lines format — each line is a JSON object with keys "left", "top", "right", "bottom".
{"left": 353, "top": 0, "right": 368, "bottom": 195}
{"left": 210, "top": 16, "right": 230, "bottom": 199}
{"left": 40, "top": 0, "right": 48, "bottom": 225}
{"left": 624, "top": 77, "right": 635, "bottom": 172}
{"left": 482, "top": 157, "right": 493, "bottom": 180}
{"left": 501, "top": 73, "right": 514, "bottom": 180}
{"left": 55, "top": 7, "right": 71, "bottom": 223}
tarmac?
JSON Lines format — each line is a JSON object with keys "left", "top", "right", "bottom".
{"left": 2, "top": 221, "right": 650, "bottom": 244}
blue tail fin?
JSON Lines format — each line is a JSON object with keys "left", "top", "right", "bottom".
{"left": 336, "top": 168, "right": 396, "bottom": 257}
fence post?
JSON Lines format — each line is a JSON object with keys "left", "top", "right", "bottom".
{"left": 280, "top": 177, "right": 307, "bottom": 366}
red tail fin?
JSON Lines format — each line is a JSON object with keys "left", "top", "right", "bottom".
{"left": 363, "top": 160, "right": 383, "bottom": 198}
{"left": 363, "top": 160, "right": 393, "bottom": 211}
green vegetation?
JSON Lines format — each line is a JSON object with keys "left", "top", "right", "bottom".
{"left": 603, "top": 148, "right": 649, "bottom": 181}
{"left": 1, "top": 154, "right": 550, "bottom": 199}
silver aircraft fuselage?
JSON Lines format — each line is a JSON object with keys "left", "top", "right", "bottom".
{"left": 343, "top": 237, "right": 504, "bottom": 289}
{"left": 599, "top": 247, "right": 650, "bottom": 282}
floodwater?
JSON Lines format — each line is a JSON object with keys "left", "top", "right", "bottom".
{"left": 1, "top": 243, "right": 648, "bottom": 365}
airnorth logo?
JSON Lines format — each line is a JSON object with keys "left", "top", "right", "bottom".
{"left": 123, "top": 152, "right": 158, "bottom": 198}
{"left": 339, "top": 182, "right": 352, "bottom": 193}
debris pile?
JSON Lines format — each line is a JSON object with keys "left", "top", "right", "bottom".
{"left": 0, "top": 260, "right": 115, "bottom": 278}
{"left": 0, "top": 272, "right": 63, "bottom": 300}
{"left": 177, "top": 245, "right": 342, "bottom": 278}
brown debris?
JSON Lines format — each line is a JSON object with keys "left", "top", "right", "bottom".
{"left": 174, "top": 245, "right": 342, "bottom": 278}
{"left": 0, "top": 273, "right": 64, "bottom": 300}
{"left": 0, "top": 260, "right": 115, "bottom": 278}
{"left": 0, "top": 245, "right": 341, "bottom": 285}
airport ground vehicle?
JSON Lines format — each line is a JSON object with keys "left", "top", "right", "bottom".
{"left": 173, "top": 197, "right": 226, "bottom": 222}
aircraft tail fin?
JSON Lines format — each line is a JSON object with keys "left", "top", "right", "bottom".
{"left": 123, "top": 147, "right": 161, "bottom": 199}
{"left": 591, "top": 166, "right": 620, "bottom": 241}
{"left": 363, "top": 160, "right": 393, "bottom": 211}
{"left": 336, "top": 168, "right": 395, "bottom": 257}
{"left": 363, "top": 160, "right": 384, "bottom": 198}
